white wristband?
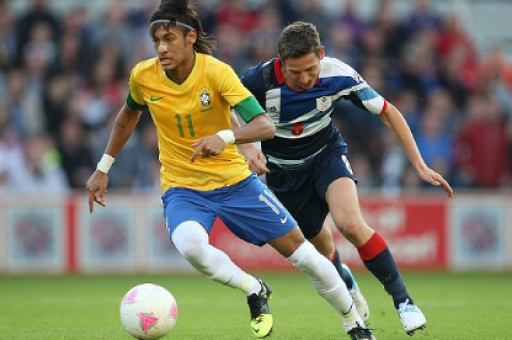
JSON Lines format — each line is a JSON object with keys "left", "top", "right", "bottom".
{"left": 96, "top": 154, "right": 115, "bottom": 174}
{"left": 216, "top": 129, "right": 235, "bottom": 144}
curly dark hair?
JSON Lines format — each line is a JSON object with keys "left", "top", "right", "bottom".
{"left": 149, "top": 0, "right": 216, "bottom": 55}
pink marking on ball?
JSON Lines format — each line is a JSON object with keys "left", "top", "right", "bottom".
{"left": 170, "top": 302, "right": 178, "bottom": 318}
{"left": 138, "top": 312, "right": 159, "bottom": 333}
{"left": 122, "top": 288, "right": 138, "bottom": 305}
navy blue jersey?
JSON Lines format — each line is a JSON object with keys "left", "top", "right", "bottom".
{"left": 241, "top": 57, "right": 387, "bottom": 167}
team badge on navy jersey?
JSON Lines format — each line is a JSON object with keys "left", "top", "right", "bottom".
{"left": 316, "top": 96, "right": 332, "bottom": 111}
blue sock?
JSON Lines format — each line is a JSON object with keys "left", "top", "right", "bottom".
{"left": 331, "top": 249, "right": 354, "bottom": 290}
{"left": 363, "top": 247, "right": 412, "bottom": 308}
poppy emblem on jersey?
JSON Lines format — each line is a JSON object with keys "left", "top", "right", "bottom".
{"left": 316, "top": 96, "right": 332, "bottom": 111}
{"left": 198, "top": 87, "right": 211, "bottom": 107}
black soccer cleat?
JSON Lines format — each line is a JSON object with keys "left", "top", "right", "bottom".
{"left": 247, "top": 279, "right": 273, "bottom": 338}
{"left": 347, "top": 323, "right": 377, "bottom": 340}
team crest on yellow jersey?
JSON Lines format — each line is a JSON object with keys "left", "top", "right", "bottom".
{"left": 198, "top": 86, "right": 212, "bottom": 107}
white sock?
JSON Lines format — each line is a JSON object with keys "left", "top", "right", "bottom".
{"left": 287, "top": 240, "right": 357, "bottom": 318}
{"left": 171, "top": 221, "right": 259, "bottom": 295}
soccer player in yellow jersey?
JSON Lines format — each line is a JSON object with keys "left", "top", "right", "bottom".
{"left": 86, "top": 1, "right": 376, "bottom": 339}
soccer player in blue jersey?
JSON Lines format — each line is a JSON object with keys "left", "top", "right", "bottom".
{"left": 86, "top": 2, "right": 375, "bottom": 340}
{"left": 237, "top": 21, "right": 454, "bottom": 336}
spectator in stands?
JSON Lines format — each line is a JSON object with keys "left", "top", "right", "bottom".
{"left": 397, "top": 28, "right": 440, "bottom": 99}
{"left": 7, "top": 134, "right": 69, "bottom": 193}
{"left": 324, "top": 21, "right": 361, "bottom": 69}
{"left": 370, "top": 0, "right": 407, "bottom": 61}
{"left": 56, "top": 117, "right": 93, "bottom": 189}
{"left": 415, "top": 105, "right": 454, "bottom": 182}
{"left": 15, "top": 0, "right": 60, "bottom": 67}
{"left": 42, "top": 73, "right": 73, "bottom": 136}
{"left": 454, "top": 95, "right": 512, "bottom": 187}
{"left": 245, "top": 6, "right": 283, "bottom": 68}
{"left": 132, "top": 123, "right": 160, "bottom": 192}
{"left": 267, "top": 0, "right": 300, "bottom": 27}
{"left": 403, "top": 0, "right": 442, "bottom": 37}
{"left": 478, "top": 43, "right": 512, "bottom": 116}
{"left": 436, "top": 13, "right": 478, "bottom": 94}
{"left": 78, "top": 56, "right": 124, "bottom": 130}
{"left": 215, "top": 0, "right": 260, "bottom": 33}
{"left": 334, "top": 0, "right": 366, "bottom": 42}
{"left": 6, "top": 68, "right": 46, "bottom": 139}
{"left": 91, "top": 0, "right": 132, "bottom": 61}
{"left": 213, "top": 23, "right": 248, "bottom": 75}
{"left": 50, "top": 10, "right": 90, "bottom": 77}
{"left": 479, "top": 43, "right": 512, "bottom": 93}
{"left": 295, "top": 0, "right": 330, "bottom": 39}
{"left": 423, "top": 88, "right": 461, "bottom": 138}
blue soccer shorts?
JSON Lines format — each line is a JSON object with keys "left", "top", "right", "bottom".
{"left": 161, "top": 174, "right": 297, "bottom": 246}
{"left": 265, "top": 137, "right": 358, "bottom": 239}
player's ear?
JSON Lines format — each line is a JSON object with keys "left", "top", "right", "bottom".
{"left": 186, "top": 29, "right": 197, "bottom": 45}
{"left": 319, "top": 46, "right": 325, "bottom": 60}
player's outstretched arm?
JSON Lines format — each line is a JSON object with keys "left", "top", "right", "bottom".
{"left": 86, "top": 104, "right": 142, "bottom": 212}
{"left": 380, "top": 103, "right": 454, "bottom": 198}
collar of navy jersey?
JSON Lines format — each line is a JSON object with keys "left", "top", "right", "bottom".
{"left": 150, "top": 19, "right": 194, "bottom": 31}
{"left": 274, "top": 58, "right": 285, "bottom": 85}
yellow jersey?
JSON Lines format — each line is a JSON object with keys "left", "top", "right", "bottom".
{"left": 127, "top": 53, "right": 263, "bottom": 192}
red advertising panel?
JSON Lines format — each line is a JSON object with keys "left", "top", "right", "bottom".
{"left": 331, "top": 196, "right": 448, "bottom": 269}
{"left": 210, "top": 196, "right": 448, "bottom": 271}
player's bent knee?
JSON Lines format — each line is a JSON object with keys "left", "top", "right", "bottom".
{"left": 268, "top": 226, "right": 306, "bottom": 257}
{"left": 334, "top": 220, "right": 365, "bottom": 239}
{"left": 171, "top": 221, "right": 209, "bottom": 262}
{"left": 287, "top": 240, "right": 317, "bottom": 271}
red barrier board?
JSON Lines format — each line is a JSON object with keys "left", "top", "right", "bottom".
{"left": 210, "top": 196, "right": 448, "bottom": 270}
{"left": 350, "top": 197, "right": 447, "bottom": 269}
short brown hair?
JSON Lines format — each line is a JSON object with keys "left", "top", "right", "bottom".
{"left": 277, "top": 21, "right": 322, "bottom": 61}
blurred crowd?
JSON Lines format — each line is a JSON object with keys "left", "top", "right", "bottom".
{"left": 0, "top": 0, "right": 511, "bottom": 195}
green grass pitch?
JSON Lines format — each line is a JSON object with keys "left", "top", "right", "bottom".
{"left": 0, "top": 270, "right": 510, "bottom": 339}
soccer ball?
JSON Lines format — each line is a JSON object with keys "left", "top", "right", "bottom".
{"left": 120, "top": 283, "right": 178, "bottom": 340}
